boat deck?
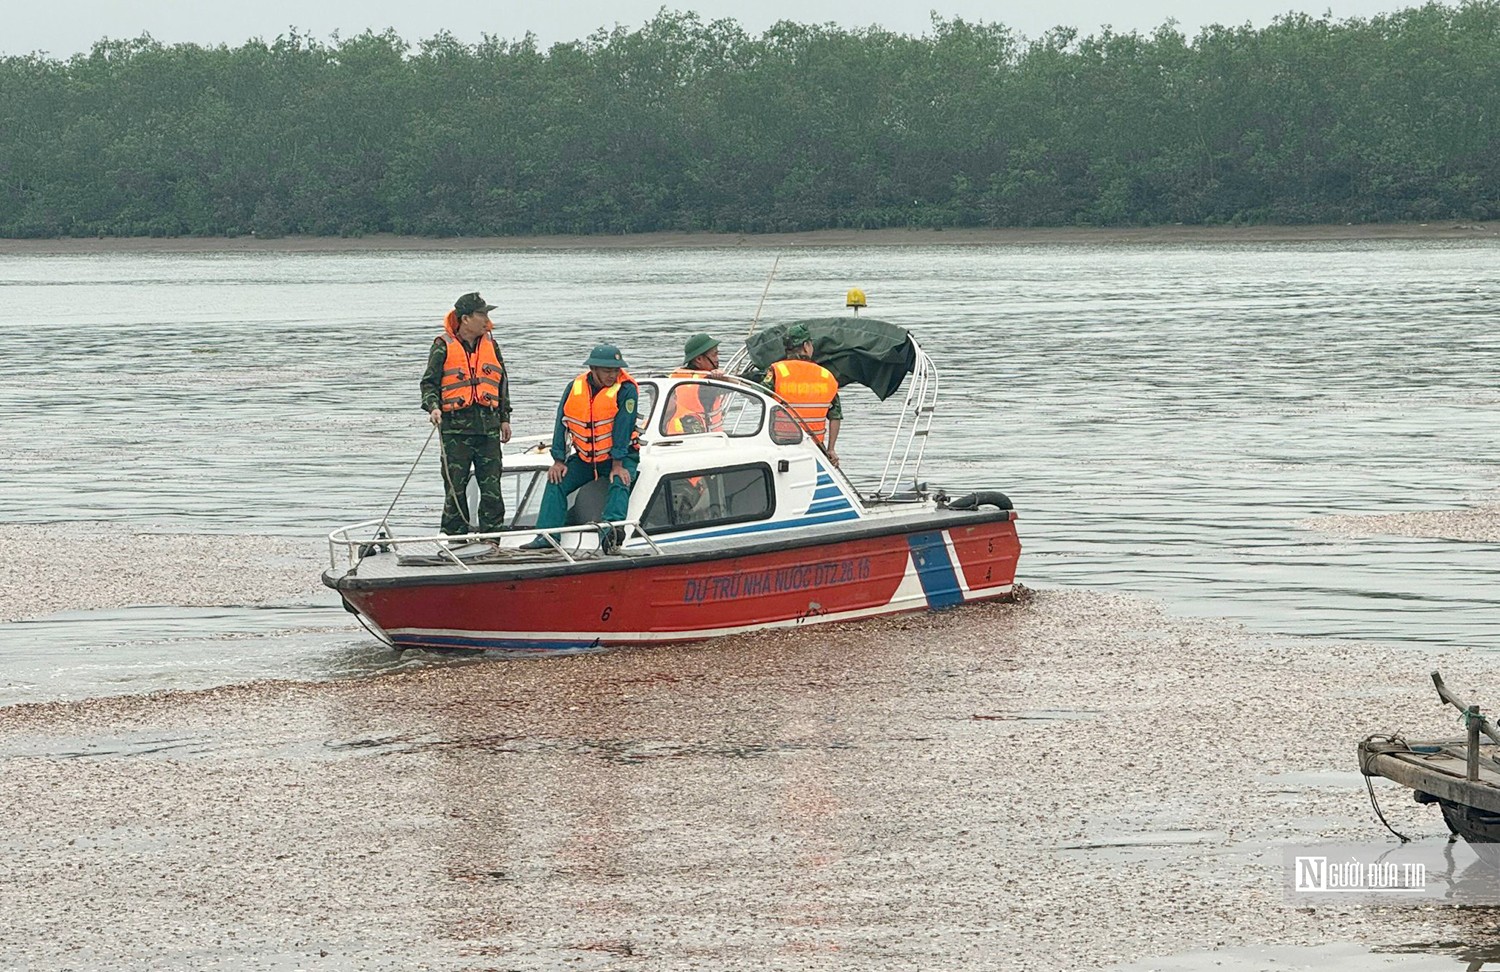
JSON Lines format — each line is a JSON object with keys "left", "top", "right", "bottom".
{"left": 1360, "top": 737, "right": 1500, "bottom": 814}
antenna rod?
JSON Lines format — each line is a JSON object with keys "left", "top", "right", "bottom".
{"left": 747, "top": 254, "right": 782, "bottom": 337}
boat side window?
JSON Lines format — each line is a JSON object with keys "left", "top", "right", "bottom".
{"left": 503, "top": 468, "right": 547, "bottom": 529}
{"left": 639, "top": 463, "right": 775, "bottom": 533}
{"left": 659, "top": 383, "right": 765, "bottom": 437}
{"left": 634, "top": 381, "right": 658, "bottom": 433}
{"left": 768, "top": 406, "right": 804, "bottom": 445}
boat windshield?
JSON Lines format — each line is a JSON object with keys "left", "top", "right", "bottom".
{"left": 635, "top": 381, "right": 658, "bottom": 432}
{"left": 658, "top": 382, "right": 766, "bottom": 437}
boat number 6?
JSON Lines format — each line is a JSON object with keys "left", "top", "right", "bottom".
{"left": 601, "top": 606, "right": 613, "bottom": 621}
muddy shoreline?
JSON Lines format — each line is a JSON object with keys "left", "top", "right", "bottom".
{"left": 2, "top": 585, "right": 1496, "bottom": 970}
{"left": 0, "top": 523, "right": 328, "bottom": 623}
{"left": 1306, "top": 505, "right": 1500, "bottom": 543}
{"left": 1, "top": 221, "right": 1497, "bottom": 255}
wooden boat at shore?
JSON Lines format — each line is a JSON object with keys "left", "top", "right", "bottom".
{"left": 322, "top": 318, "right": 1022, "bottom": 652}
{"left": 1360, "top": 672, "right": 1500, "bottom": 854}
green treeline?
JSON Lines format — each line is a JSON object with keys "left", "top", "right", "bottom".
{"left": 2, "top": 4, "right": 1498, "bottom": 238}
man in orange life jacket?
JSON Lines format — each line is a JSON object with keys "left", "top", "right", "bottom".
{"left": 521, "top": 344, "right": 640, "bottom": 549}
{"left": 762, "top": 323, "right": 842, "bottom": 466}
{"left": 419, "top": 291, "right": 512, "bottom": 536}
{"left": 666, "top": 332, "right": 725, "bottom": 435}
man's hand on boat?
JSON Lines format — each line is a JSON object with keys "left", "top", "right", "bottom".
{"left": 546, "top": 458, "right": 628, "bottom": 484}
{"left": 825, "top": 447, "right": 840, "bottom": 468}
{"left": 429, "top": 408, "right": 442, "bottom": 426}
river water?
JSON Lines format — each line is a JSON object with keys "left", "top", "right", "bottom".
{"left": 3, "top": 239, "right": 1499, "bottom": 704}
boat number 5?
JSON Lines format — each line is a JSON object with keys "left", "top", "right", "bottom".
{"left": 601, "top": 606, "right": 613, "bottom": 621}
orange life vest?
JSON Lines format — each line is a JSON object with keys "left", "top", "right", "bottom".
{"left": 562, "top": 371, "right": 640, "bottom": 464}
{"left": 770, "top": 359, "right": 839, "bottom": 442}
{"left": 666, "top": 371, "right": 725, "bottom": 435}
{"left": 437, "top": 313, "right": 504, "bottom": 411}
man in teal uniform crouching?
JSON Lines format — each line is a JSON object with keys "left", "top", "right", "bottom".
{"left": 523, "top": 344, "right": 640, "bottom": 550}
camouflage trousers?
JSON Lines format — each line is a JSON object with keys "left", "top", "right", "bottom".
{"left": 439, "top": 431, "right": 505, "bottom": 536}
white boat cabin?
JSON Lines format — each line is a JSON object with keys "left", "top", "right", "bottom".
{"left": 488, "top": 371, "right": 866, "bottom": 555}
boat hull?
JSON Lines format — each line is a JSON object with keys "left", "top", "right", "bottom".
{"left": 1435, "top": 798, "right": 1500, "bottom": 848}
{"left": 330, "top": 514, "right": 1020, "bottom": 651}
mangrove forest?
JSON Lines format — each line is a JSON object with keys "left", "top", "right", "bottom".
{"left": 1, "top": 3, "right": 1497, "bottom": 238}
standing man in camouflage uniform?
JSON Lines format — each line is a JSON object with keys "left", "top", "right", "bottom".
{"left": 420, "top": 291, "right": 512, "bottom": 536}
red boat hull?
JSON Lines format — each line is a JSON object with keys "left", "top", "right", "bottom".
{"left": 334, "top": 514, "right": 1020, "bottom": 651}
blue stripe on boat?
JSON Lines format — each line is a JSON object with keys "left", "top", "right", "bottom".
{"left": 807, "top": 499, "right": 854, "bottom": 514}
{"left": 656, "top": 509, "right": 861, "bottom": 543}
{"left": 906, "top": 532, "right": 964, "bottom": 609}
{"left": 812, "top": 485, "right": 844, "bottom": 500}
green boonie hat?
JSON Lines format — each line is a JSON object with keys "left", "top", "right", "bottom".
{"left": 454, "top": 291, "right": 497, "bottom": 317}
{"left": 682, "top": 332, "right": 719, "bottom": 365}
{"left": 584, "top": 343, "right": 629, "bottom": 368}
{"left": 784, "top": 323, "right": 812, "bottom": 348}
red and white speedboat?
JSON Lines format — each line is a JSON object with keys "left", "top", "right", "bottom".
{"left": 323, "top": 319, "right": 1020, "bottom": 652}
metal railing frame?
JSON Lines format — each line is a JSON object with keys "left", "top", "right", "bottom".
{"left": 873, "top": 338, "right": 937, "bottom": 499}
{"left": 328, "top": 519, "right": 662, "bottom": 572}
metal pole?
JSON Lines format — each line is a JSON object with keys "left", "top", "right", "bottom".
{"left": 1468, "top": 705, "right": 1482, "bottom": 781}
{"left": 746, "top": 254, "right": 782, "bottom": 338}
{"left": 355, "top": 424, "right": 438, "bottom": 569}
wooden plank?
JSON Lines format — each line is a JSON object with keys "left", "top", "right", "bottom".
{"left": 1362, "top": 746, "right": 1500, "bottom": 815}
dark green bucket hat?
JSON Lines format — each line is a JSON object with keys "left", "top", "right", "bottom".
{"left": 584, "top": 343, "right": 629, "bottom": 368}
{"left": 682, "top": 333, "right": 719, "bottom": 365}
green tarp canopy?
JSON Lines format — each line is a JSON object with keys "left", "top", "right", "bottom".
{"left": 741, "top": 317, "right": 916, "bottom": 401}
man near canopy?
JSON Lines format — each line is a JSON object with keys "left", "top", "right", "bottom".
{"left": 420, "top": 291, "right": 512, "bottom": 537}
{"left": 762, "top": 323, "right": 841, "bottom": 466}
{"left": 522, "top": 343, "right": 640, "bottom": 549}
{"left": 680, "top": 331, "right": 721, "bottom": 374}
